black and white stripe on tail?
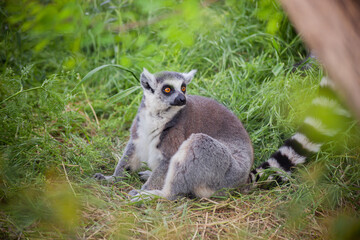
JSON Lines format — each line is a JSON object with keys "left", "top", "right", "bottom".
{"left": 249, "top": 77, "right": 352, "bottom": 184}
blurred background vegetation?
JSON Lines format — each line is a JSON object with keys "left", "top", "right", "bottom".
{"left": 0, "top": 0, "right": 359, "bottom": 239}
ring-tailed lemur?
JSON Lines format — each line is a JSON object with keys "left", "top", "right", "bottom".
{"left": 249, "top": 76, "right": 352, "bottom": 185}
{"left": 94, "top": 69, "right": 254, "bottom": 200}
{"left": 94, "top": 69, "right": 351, "bottom": 199}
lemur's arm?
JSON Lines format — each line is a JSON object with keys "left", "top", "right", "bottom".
{"left": 94, "top": 140, "right": 136, "bottom": 182}
{"left": 140, "top": 159, "right": 170, "bottom": 190}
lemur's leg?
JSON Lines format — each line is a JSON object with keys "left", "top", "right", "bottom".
{"left": 94, "top": 140, "right": 139, "bottom": 182}
{"left": 135, "top": 133, "right": 245, "bottom": 200}
{"left": 140, "top": 160, "right": 170, "bottom": 190}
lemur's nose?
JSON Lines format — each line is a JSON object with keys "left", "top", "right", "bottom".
{"left": 173, "top": 94, "right": 186, "bottom": 106}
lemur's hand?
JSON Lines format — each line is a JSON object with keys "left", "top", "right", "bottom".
{"left": 93, "top": 173, "right": 117, "bottom": 182}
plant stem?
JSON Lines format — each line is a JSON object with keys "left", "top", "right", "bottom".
{"left": 0, "top": 86, "right": 44, "bottom": 106}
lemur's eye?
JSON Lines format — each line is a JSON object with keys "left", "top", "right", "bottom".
{"left": 162, "top": 85, "right": 173, "bottom": 94}
{"left": 181, "top": 86, "right": 186, "bottom": 92}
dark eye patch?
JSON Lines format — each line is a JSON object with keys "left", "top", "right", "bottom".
{"left": 181, "top": 83, "right": 186, "bottom": 93}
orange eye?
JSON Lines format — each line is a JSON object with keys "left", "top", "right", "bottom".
{"left": 181, "top": 86, "right": 186, "bottom": 92}
{"left": 164, "top": 87, "right": 171, "bottom": 93}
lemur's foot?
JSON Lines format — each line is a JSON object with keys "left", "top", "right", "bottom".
{"left": 138, "top": 170, "right": 152, "bottom": 181}
{"left": 93, "top": 173, "right": 116, "bottom": 182}
{"left": 129, "top": 189, "right": 164, "bottom": 202}
{"left": 128, "top": 189, "right": 139, "bottom": 196}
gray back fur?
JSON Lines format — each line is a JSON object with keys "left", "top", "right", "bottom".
{"left": 158, "top": 95, "right": 253, "bottom": 164}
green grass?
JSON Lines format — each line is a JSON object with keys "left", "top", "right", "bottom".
{"left": 1, "top": 0, "right": 359, "bottom": 239}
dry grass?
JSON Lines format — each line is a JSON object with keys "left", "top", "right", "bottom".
{"left": 67, "top": 184, "right": 338, "bottom": 239}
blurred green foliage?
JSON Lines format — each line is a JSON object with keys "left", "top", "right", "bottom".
{"left": 256, "top": 0, "right": 284, "bottom": 34}
{"left": 7, "top": 0, "right": 84, "bottom": 52}
{"left": 0, "top": 0, "right": 359, "bottom": 239}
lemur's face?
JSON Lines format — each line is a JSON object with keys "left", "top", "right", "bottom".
{"left": 140, "top": 69, "right": 197, "bottom": 110}
{"left": 158, "top": 76, "right": 187, "bottom": 106}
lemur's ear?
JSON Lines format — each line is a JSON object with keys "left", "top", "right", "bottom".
{"left": 140, "top": 68, "right": 157, "bottom": 93}
{"left": 182, "top": 69, "right": 197, "bottom": 84}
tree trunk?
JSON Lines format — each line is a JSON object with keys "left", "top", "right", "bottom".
{"left": 280, "top": 0, "right": 360, "bottom": 120}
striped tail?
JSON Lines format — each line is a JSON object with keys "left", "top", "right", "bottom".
{"left": 249, "top": 76, "right": 352, "bottom": 185}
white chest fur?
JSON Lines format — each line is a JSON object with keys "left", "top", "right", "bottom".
{"left": 133, "top": 107, "right": 179, "bottom": 170}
